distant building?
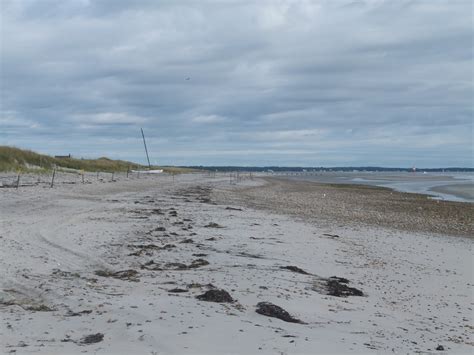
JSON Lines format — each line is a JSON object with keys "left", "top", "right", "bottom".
{"left": 55, "top": 154, "right": 71, "bottom": 159}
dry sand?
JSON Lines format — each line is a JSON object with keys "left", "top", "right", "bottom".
{"left": 0, "top": 173, "right": 472, "bottom": 354}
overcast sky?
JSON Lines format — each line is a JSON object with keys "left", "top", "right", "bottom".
{"left": 1, "top": 0, "right": 472, "bottom": 167}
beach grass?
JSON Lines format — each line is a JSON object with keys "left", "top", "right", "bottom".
{"left": 0, "top": 146, "right": 183, "bottom": 173}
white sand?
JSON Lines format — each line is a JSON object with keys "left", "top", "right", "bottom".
{"left": 0, "top": 173, "right": 472, "bottom": 354}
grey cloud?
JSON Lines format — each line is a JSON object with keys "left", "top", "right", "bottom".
{"left": 0, "top": 0, "right": 472, "bottom": 167}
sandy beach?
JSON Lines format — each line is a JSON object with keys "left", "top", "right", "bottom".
{"left": 1, "top": 173, "right": 472, "bottom": 354}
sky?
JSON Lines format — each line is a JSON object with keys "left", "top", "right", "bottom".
{"left": 0, "top": 0, "right": 472, "bottom": 167}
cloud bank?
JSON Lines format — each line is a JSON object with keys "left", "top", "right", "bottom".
{"left": 1, "top": 0, "right": 472, "bottom": 167}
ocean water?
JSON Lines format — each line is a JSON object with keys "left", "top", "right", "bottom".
{"left": 278, "top": 172, "right": 474, "bottom": 203}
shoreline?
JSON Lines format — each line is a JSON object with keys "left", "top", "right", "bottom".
{"left": 277, "top": 172, "right": 474, "bottom": 203}
{"left": 429, "top": 183, "right": 474, "bottom": 201}
{"left": 1, "top": 174, "right": 472, "bottom": 353}
{"left": 232, "top": 177, "right": 473, "bottom": 238}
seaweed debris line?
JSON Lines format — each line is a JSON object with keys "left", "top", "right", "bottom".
{"left": 256, "top": 302, "right": 304, "bottom": 324}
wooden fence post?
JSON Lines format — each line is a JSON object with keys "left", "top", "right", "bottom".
{"left": 50, "top": 168, "right": 56, "bottom": 188}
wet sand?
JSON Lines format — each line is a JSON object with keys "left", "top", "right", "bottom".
{"left": 430, "top": 183, "right": 474, "bottom": 201}
{"left": 0, "top": 173, "right": 472, "bottom": 354}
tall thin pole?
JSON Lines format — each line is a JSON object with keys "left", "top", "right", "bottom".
{"left": 141, "top": 128, "right": 151, "bottom": 169}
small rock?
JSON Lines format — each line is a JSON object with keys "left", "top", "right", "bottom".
{"left": 326, "top": 279, "right": 363, "bottom": 297}
{"left": 196, "top": 289, "right": 234, "bottom": 303}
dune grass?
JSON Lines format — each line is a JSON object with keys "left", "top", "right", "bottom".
{"left": 0, "top": 146, "right": 144, "bottom": 173}
{"left": 0, "top": 146, "right": 201, "bottom": 174}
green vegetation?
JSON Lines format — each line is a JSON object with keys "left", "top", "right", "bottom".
{"left": 0, "top": 146, "right": 202, "bottom": 174}
{"left": 0, "top": 146, "right": 145, "bottom": 173}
